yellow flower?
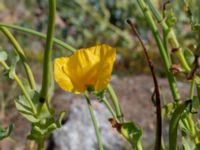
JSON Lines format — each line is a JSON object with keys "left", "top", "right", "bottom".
{"left": 54, "top": 44, "right": 116, "bottom": 94}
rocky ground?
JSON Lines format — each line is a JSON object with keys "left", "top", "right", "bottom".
{"left": 0, "top": 75, "right": 191, "bottom": 149}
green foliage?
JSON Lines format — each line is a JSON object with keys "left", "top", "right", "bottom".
{"left": 15, "top": 90, "right": 41, "bottom": 122}
{"left": 169, "top": 101, "right": 190, "bottom": 150}
{"left": 182, "top": 136, "right": 196, "bottom": 150}
{"left": 0, "top": 124, "right": 14, "bottom": 140}
{"left": 184, "top": 48, "right": 195, "bottom": 67}
{"left": 0, "top": 51, "right": 7, "bottom": 61}
{"left": 0, "top": 0, "right": 200, "bottom": 149}
{"left": 120, "top": 121, "right": 143, "bottom": 149}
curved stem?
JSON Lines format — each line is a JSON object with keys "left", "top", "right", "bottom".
{"left": 0, "top": 27, "right": 36, "bottom": 89}
{"left": 0, "top": 61, "right": 36, "bottom": 114}
{"left": 136, "top": 0, "right": 180, "bottom": 101}
{"left": 40, "top": 0, "right": 56, "bottom": 101}
{"left": 0, "top": 23, "right": 76, "bottom": 52}
{"left": 176, "top": 48, "right": 191, "bottom": 72}
{"left": 107, "top": 84, "right": 123, "bottom": 122}
{"left": 84, "top": 93, "right": 104, "bottom": 150}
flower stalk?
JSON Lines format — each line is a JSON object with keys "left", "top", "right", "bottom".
{"left": 107, "top": 84, "right": 123, "bottom": 122}
{"left": 84, "top": 92, "right": 104, "bottom": 150}
{"left": 40, "top": 0, "right": 56, "bottom": 101}
{"left": 99, "top": 97, "right": 117, "bottom": 119}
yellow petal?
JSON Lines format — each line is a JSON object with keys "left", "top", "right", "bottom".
{"left": 54, "top": 57, "right": 76, "bottom": 93}
{"left": 54, "top": 44, "right": 116, "bottom": 94}
{"left": 93, "top": 44, "right": 116, "bottom": 91}
{"left": 63, "top": 48, "right": 100, "bottom": 93}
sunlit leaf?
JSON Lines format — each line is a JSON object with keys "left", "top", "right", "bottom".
{"left": 8, "top": 55, "right": 19, "bottom": 79}
{"left": 182, "top": 136, "right": 196, "bottom": 150}
{"left": 184, "top": 48, "right": 195, "bottom": 67}
{"left": 0, "top": 51, "right": 8, "bottom": 62}
{"left": 15, "top": 90, "right": 41, "bottom": 123}
{"left": 120, "top": 121, "right": 143, "bottom": 149}
{"left": 15, "top": 94, "right": 39, "bottom": 123}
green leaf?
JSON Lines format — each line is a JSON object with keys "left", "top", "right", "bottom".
{"left": 184, "top": 48, "right": 195, "bottom": 67}
{"left": 27, "top": 117, "right": 58, "bottom": 140}
{"left": 8, "top": 55, "right": 19, "bottom": 79}
{"left": 15, "top": 95, "right": 39, "bottom": 122}
{"left": 15, "top": 90, "right": 41, "bottom": 123}
{"left": 194, "top": 45, "right": 200, "bottom": 56}
{"left": 169, "top": 100, "right": 191, "bottom": 150}
{"left": 0, "top": 51, "right": 8, "bottom": 62}
{"left": 162, "top": 102, "right": 176, "bottom": 117}
{"left": 192, "top": 96, "right": 200, "bottom": 109}
{"left": 0, "top": 124, "right": 14, "bottom": 140}
{"left": 182, "top": 136, "right": 196, "bottom": 150}
{"left": 195, "top": 144, "right": 200, "bottom": 150}
{"left": 120, "top": 121, "right": 143, "bottom": 149}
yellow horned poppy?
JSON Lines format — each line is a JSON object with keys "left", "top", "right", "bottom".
{"left": 54, "top": 44, "right": 116, "bottom": 94}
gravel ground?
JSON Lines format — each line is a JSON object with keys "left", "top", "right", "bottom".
{"left": 0, "top": 75, "right": 191, "bottom": 149}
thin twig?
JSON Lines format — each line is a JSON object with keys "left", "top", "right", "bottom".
{"left": 127, "top": 19, "right": 162, "bottom": 150}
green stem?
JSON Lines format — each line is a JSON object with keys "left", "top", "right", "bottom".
{"left": 145, "top": 0, "right": 198, "bottom": 144}
{"left": 196, "top": 83, "right": 200, "bottom": 103}
{"left": 0, "top": 27, "right": 36, "bottom": 89}
{"left": 37, "top": 138, "right": 45, "bottom": 150}
{"left": 187, "top": 78, "right": 199, "bottom": 143}
{"left": 175, "top": 48, "right": 191, "bottom": 72}
{"left": 40, "top": 0, "right": 56, "bottom": 101}
{"left": 0, "top": 23, "right": 75, "bottom": 52}
{"left": 145, "top": 0, "right": 191, "bottom": 72}
{"left": 100, "top": 97, "right": 117, "bottom": 119}
{"left": 107, "top": 84, "right": 123, "bottom": 122}
{"left": 84, "top": 93, "right": 104, "bottom": 150}
{"left": 28, "top": 141, "right": 35, "bottom": 150}
{"left": 137, "top": 0, "right": 180, "bottom": 101}
{"left": 0, "top": 61, "right": 37, "bottom": 114}
{"left": 137, "top": 141, "right": 143, "bottom": 150}
{"left": 187, "top": 114, "right": 199, "bottom": 144}
{"left": 163, "top": 28, "right": 172, "bottom": 64}
{"left": 189, "top": 78, "right": 195, "bottom": 99}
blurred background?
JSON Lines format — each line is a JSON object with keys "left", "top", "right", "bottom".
{"left": 0, "top": 0, "right": 199, "bottom": 75}
{"left": 0, "top": 0, "right": 199, "bottom": 149}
